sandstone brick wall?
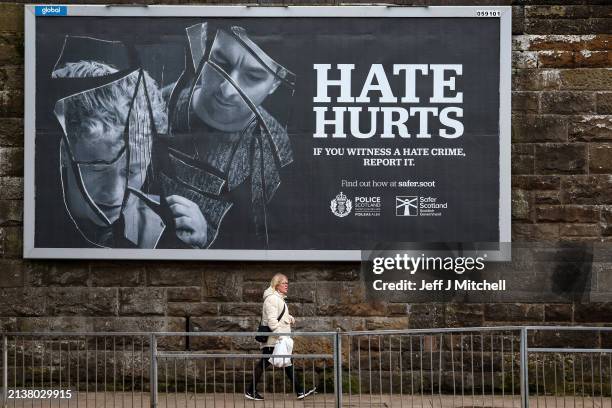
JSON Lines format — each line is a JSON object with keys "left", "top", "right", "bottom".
{"left": 0, "top": 1, "right": 611, "bottom": 334}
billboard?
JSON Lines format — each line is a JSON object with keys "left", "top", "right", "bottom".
{"left": 24, "top": 5, "right": 511, "bottom": 260}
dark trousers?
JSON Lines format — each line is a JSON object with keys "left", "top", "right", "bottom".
{"left": 247, "top": 347, "right": 303, "bottom": 395}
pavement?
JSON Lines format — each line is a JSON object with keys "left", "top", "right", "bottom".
{"left": 4, "top": 392, "right": 611, "bottom": 408}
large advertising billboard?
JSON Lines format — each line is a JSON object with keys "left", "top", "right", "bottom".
{"left": 24, "top": 6, "right": 511, "bottom": 260}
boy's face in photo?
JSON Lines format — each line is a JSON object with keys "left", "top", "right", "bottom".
{"left": 64, "top": 119, "right": 151, "bottom": 226}
{"left": 196, "top": 30, "right": 280, "bottom": 132}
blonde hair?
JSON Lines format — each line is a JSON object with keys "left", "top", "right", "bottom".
{"left": 270, "top": 273, "right": 288, "bottom": 290}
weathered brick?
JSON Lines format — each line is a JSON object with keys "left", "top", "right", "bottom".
{"left": 597, "top": 92, "right": 612, "bottom": 114}
{"left": 0, "top": 226, "right": 21, "bottom": 258}
{"left": 537, "top": 50, "right": 575, "bottom": 67}
{"left": 119, "top": 288, "right": 166, "bottom": 316}
{"left": 0, "top": 66, "right": 23, "bottom": 92}
{"left": 0, "top": 177, "right": 22, "bottom": 199}
{"left": 601, "top": 206, "right": 612, "bottom": 236}
{"left": 317, "top": 302, "right": 386, "bottom": 316}
{"left": 512, "top": 114, "right": 568, "bottom": 142}
{"left": 525, "top": 19, "right": 611, "bottom": 35}
{"left": 387, "top": 303, "right": 409, "bottom": 316}
{"left": 316, "top": 281, "right": 366, "bottom": 305}
{"left": 92, "top": 316, "right": 175, "bottom": 333}
{"left": 513, "top": 69, "right": 560, "bottom": 91}
{"left": 534, "top": 190, "right": 561, "bottom": 204}
{"left": 46, "top": 288, "right": 118, "bottom": 316}
{"left": 167, "top": 287, "right": 201, "bottom": 302}
{"left": 560, "top": 223, "right": 600, "bottom": 237}
{"left": 0, "top": 259, "right": 23, "bottom": 287}
{"left": 574, "top": 50, "right": 612, "bottom": 67}
{"left": 541, "top": 92, "right": 596, "bottom": 114}
{"left": 202, "top": 270, "right": 241, "bottom": 301}
{"left": 589, "top": 143, "right": 612, "bottom": 173}
{"left": 0, "top": 147, "right": 23, "bottom": 176}
{"left": 525, "top": 5, "right": 611, "bottom": 20}
{"left": 16, "top": 316, "right": 93, "bottom": 333}
{"left": 366, "top": 316, "right": 409, "bottom": 330}
{"left": 167, "top": 302, "right": 218, "bottom": 317}
{"left": 90, "top": 263, "right": 144, "bottom": 286}
{"left": 218, "top": 303, "right": 261, "bottom": 316}
{"left": 514, "top": 35, "right": 611, "bottom": 52}
{"left": 512, "top": 143, "right": 535, "bottom": 175}
{"left": 561, "top": 175, "right": 612, "bottom": 204}
{"left": 0, "top": 41, "right": 22, "bottom": 73}
{"left": 593, "top": 262, "right": 612, "bottom": 290}
{"left": 242, "top": 283, "right": 266, "bottom": 303}
{"left": 537, "top": 50, "right": 612, "bottom": 68}
{"left": 147, "top": 264, "right": 202, "bottom": 286}
{"left": 26, "top": 262, "right": 89, "bottom": 286}
{"left": 285, "top": 282, "right": 315, "bottom": 303}
{"left": 0, "top": 89, "right": 23, "bottom": 117}
{"left": 536, "top": 205, "right": 599, "bottom": 223}
{"left": 190, "top": 316, "right": 252, "bottom": 333}
{"left": 544, "top": 304, "right": 573, "bottom": 322}
{"left": 484, "top": 304, "right": 544, "bottom": 322}
{"left": 293, "top": 264, "right": 359, "bottom": 281}
{"left": 513, "top": 6, "right": 525, "bottom": 35}
{"left": 445, "top": 304, "right": 484, "bottom": 327}
{"left": 512, "top": 188, "right": 531, "bottom": 222}
{"left": 0, "top": 118, "right": 22, "bottom": 147}
{"left": 534, "top": 143, "right": 587, "bottom": 174}
{"left": 407, "top": 304, "right": 445, "bottom": 329}
{"left": 575, "top": 303, "right": 612, "bottom": 323}
{"left": 0, "top": 288, "right": 45, "bottom": 317}
{"left": 513, "top": 51, "right": 537, "bottom": 68}
{"left": 512, "top": 175, "right": 561, "bottom": 190}
{"left": 0, "top": 200, "right": 22, "bottom": 225}
{"left": 569, "top": 115, "right": 612, "bottom": 142}
{"left": 512, "top": 91, "right": 539, "bottom": 113}
{"left": 559, "top": 68, "right": 612, "bottom": 90}
{"left": 512, "top": 35, "right": 531, "bottom": 51}
{"left": 513, "top": 223, "right": 559, "bottom": 240}
{"left": 0, "top": 4, "right": 23, "bottom": 33}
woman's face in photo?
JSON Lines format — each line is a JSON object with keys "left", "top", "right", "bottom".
{"left": 277, "top": 278, "right": 289, "bottom": 295}
{"left": 196, "top": 30, "right": 279, "bottom": 132}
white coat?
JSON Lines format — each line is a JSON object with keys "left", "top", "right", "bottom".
{"left": 261, "top": 287, "right": 293, "bottom": 348}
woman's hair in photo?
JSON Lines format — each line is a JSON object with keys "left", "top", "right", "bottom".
{"left": 269, "top": 273, "right": 288, "bottom": 290}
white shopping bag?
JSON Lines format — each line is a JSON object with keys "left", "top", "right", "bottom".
{"left": 269, "top": 336, "right": 294, "bottom": 368}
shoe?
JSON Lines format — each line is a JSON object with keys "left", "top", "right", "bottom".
{"left": 297, "top": 387, "right": 316, "bottom": 400}
{"left": 244, "top": 390, "right": 264, "bottom": 401}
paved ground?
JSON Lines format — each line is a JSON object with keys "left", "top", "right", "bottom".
{"left": 4, "top": 392, "right": 612, "bottom": 408}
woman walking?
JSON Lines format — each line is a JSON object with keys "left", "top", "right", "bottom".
{"left": 245, "top": 273, "right": 316, "bottom": 401}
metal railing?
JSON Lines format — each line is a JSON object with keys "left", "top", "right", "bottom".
{"left": 2, "top": 327, "right": 612, "bottom": 408}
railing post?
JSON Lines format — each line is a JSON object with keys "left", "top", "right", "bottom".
{"left": 334, "top": 328, "right": 342, "bottom": 408}
{"left": 150, "top": 334, "right": 157, "bottom": 408}
{"left": 520, "top": 328, "right": 529, "bottom": 408}
{"left": 2, "top": 335, "right": 7, "bottom": 408}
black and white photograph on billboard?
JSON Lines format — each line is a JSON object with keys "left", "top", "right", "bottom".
{"left": 24, "top": 6, "right": 511, "bottom": 259}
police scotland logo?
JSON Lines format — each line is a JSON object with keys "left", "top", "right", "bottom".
{"left": 330, "top": 192, "right": 352, "bottom": 217}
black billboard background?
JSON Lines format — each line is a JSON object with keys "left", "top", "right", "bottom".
{"left": 34, "top": 16, "right": 501, "bottom": 251}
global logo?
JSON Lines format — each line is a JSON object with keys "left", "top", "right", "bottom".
{"left": 330, "top": 192, "right": 352, "bottom": 217}
{"left": 35, "top": 6, "right": 68, "bottom": 16}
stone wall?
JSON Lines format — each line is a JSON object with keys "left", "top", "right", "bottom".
{"left": 0, "top": 1, "right": 611, "bottom": 334}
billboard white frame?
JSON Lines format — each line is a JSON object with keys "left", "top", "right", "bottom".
{"left": 23, "top": 5, "right": 511, "bottom": 261}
